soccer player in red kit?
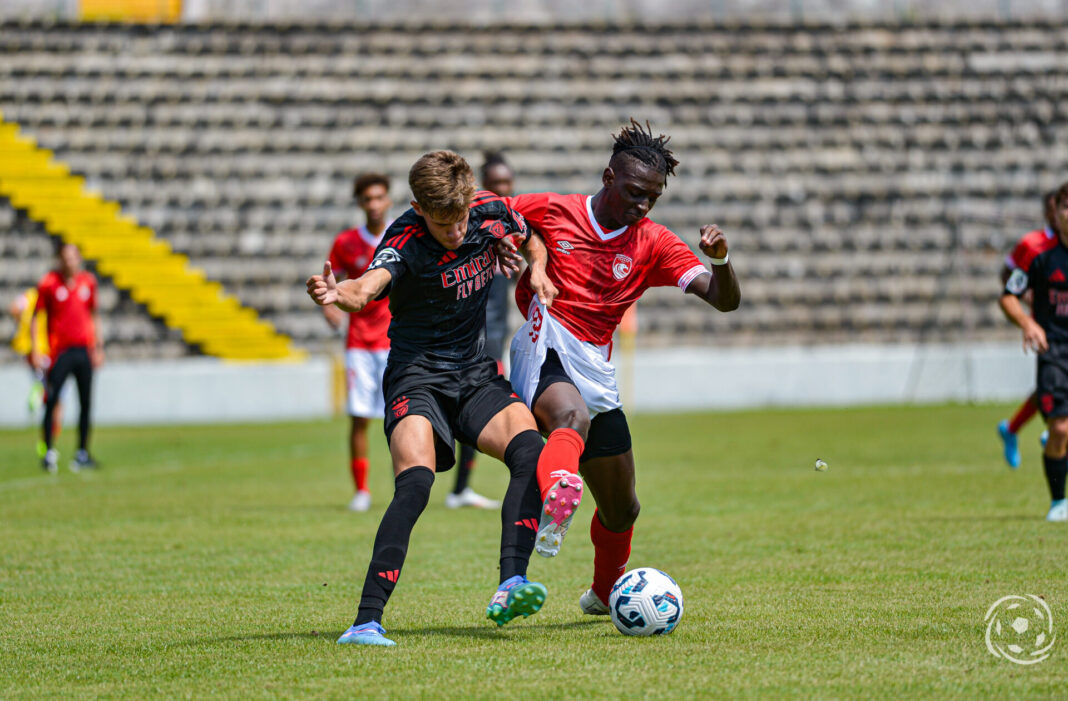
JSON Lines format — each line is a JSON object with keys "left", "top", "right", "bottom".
{"left": 323, "top": 173, "right": 394, "bottom": 511}
{"left": 502, "top": 119, "right": 740, "bottom": 614}
{"left": 997, "top": 190, "right": 1060, "bottom": 469}
{"left": 30, "top": 241, "right": 104, "bottom": 473}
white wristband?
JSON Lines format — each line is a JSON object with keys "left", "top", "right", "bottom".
{"left": 708, "top": 253, "right": 729, "bottom": 266}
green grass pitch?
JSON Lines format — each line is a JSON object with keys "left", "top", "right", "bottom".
{"left": 1, "top": 404, "right": 1064, "bottom": 699}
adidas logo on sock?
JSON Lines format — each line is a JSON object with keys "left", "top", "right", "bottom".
{"left": 377, "top": 569, "right": 400, "bottom": 583}
{"left": 514, "top": 518, "right": 538, "bottom": 530}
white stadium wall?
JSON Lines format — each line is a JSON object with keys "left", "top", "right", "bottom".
{"left": 0, "top": 343, "right": 1031, "bottom": 427}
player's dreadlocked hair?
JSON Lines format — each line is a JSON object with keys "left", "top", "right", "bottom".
{"left": 611, "top": 119, "right": 679, "bottom": 178}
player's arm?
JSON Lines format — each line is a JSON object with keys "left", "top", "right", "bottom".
{"left": 1000, "top": 265, "right": 1046, "bottom": 353}
{"left": 516, "top": 232, "right": 558, "bottom": 307}
{"left": 307, "top": 262, "right": 391, "bottom": 313}
{"left": 684, "top": 225, "right": 740, "bottom": 312}
{"left": 1001, "top": 293, "right": 1047, "bottom": 353}
{"left": 320, "top": 265, "right": 346, "bottom": 330}
{"left": 91, "top": 310, "right": 105, "bottom": 368}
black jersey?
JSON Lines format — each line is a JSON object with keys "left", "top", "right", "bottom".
{"left": 1005, "top": 238, "right": 1068, "bottom": 349}
{"left": 367, "top": 192, "right": 529, "bottom": 369}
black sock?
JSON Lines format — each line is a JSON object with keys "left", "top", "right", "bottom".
{"left": 499, "top": 430, "right": 543, "bottom": 583}
{"left": 1044, "top": 454, "right": 1067, "bottom": 501}
{"left": 354, "top": 466, "right": 435, "bottom": 625}
{"left": 452, "top": 444, "right": 475, "bottom": 494}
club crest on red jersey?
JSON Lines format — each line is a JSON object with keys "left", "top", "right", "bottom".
{"left": 612, "top": 254, "right": 633, "bottom": 280}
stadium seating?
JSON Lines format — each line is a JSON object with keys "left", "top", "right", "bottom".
{"left": 1, "top": 19, "right": 1065, "bottom": 361}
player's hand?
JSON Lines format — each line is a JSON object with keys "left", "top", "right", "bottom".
{"left": 530, "top": 267, "right": 558, "bottom": 308}
{"left": 91, "top": 346, "right": 105, "bottom": 369}
{"left": 698, "top": 224, "right": 728, "bottom": 259}
{"left": 307, "top": 261, "right": 339, "bottom": 307}
{"left": 1023, "top": 320, "right": 1049, "bottom": 354}
{"left": 29, "top": 351, "right": 44, "bottom": 371}
{"left": 495, "top": 236, "right": 524, "bottom": 279}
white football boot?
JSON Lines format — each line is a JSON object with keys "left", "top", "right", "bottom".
{"left": 1046, "top": 499, "right": 1067, "bottom": 522}
{"left": 579, "top": 588, "right": 610, "bottom": 615}
{"left": 347, "top": 490, "right": 372, "bottom": 512}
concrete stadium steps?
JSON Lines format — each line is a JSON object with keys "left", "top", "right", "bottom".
{"left": 2, "top": 20, "right": 1061, "bottom": 353}
{"left": 0, "top": 117, "right": 303, "bottom": 361}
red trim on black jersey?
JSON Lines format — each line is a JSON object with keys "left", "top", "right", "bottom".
{"left": 437, "top": 250, "right": 459, "bottom": 266}
{"left": 470, "top": 191, "right": 503, "bottom": 208}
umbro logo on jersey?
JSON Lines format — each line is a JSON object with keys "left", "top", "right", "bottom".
{"left": 612, "top": 254, "right": 633, "bottom": 280}
{"left": 1051, "top": 270, "right": 1067, "bottom": 283}
{"left": 556, "top": 241, "right": 574, "bottom": 255}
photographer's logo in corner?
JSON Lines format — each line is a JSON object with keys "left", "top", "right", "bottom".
{"left": 985, "top": 595, "right": 1055, "bottom": 665}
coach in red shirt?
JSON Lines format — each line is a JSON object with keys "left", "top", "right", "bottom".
{"left": 30, "top": 241, "right": 103, "bottom": 473}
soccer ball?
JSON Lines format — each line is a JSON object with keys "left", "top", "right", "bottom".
{"left": 608, "top": 567, "right": 684, "bottom": 636}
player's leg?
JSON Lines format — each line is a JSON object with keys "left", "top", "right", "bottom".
{"left": 69, "top": 348, "right": 96, "bottom": 471}
{"left": 41, "top": 350, "right": 74, "bottom": 472}
{"left": 346, "top": 349, "right": 380, "bottom": 511}
{"left": 339, "top": 414, "right": 439, "bottom": 646}
{"left": 1043, "top": 415, "right": 1068, "bottom": 522}
{"left": 472, "top": 400, "right": 547, "bottom": 625}
{"left": 347, "top": 416, "right": 372, "bottom": 511}
{"left": 527, "top": 351, "right": 588, "bottom": 556}
{"left": 575, "top": 409, "right": 638, "bottom": 613}
{"left": 998, "top": 392, "right": 1037, "bottom": 469}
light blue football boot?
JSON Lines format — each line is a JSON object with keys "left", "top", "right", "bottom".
{"left": 997, "top": 420, "right": 1020, "bottom": 470}
{"left": 337, "top": 621, "right": 396, "bottom": 646}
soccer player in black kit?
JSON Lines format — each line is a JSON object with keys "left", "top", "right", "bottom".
{"left": 307, "top": 151, "right": 559, "bottom": 645}
{"left": 1000, "top": 181, "right": 1068, "bottom": 522}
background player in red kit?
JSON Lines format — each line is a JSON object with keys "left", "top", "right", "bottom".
{"left": 999, "top": 181, "right": 1068, "bottom": 521}
{"left": 502, "top": 119, "right": 741, "bottom": 614}
{"left": 996, "top": 190, "right": 1060, "bottom": 469}
{"left": 323, "top": 173, "right": 394, "bottom": 511}
{"left": 30, "top": 240, "right": 104, "bottom": 473}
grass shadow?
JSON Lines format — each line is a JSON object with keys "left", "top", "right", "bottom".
{"left": 184, "top": 619, "right": 605, "bottom": 647}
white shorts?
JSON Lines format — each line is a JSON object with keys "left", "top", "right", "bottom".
{"left": 509, "top": 298, "right": 622, "bottom": 417}
{"left": 345, "top": 348, "right": 390, "bottom": 418}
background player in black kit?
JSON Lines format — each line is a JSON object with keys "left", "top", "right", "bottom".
{"left": 307, "top": 150, "right": 558, "bottom": 646}
{"left": 1000, "top": 181, "right": 1068, "bottom": 522}
{"left": 446, "top": 151, "right": 518, "bottom": 510}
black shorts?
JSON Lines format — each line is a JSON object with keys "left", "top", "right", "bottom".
{"left": 532, "top": 349, "right": 632, "bottom": 461}
{"left": 1037, "top": 353, "right": 1068, "bottom": 419}
{"left": 382, "top": 356, "right": 522, "bottom": 471}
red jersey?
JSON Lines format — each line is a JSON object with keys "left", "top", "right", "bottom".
{"left": 328, "top": 225, "right": 392, "bottom": 350}
{"left": 34, "top": 269, "right": 97, "bottom": 358}
{"left": 507, "top": 192, "right": 707, "bottom": 345}
{"left": 1007, "top": 226, "right": 1057, "bottom": 273}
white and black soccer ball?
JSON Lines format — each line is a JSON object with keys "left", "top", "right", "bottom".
{"left": 609, "top": 567, "right": 684, "bottom": 636}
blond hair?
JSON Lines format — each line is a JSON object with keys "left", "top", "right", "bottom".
{"left": 409, "top": 151, "right": 476, "bottom": 222}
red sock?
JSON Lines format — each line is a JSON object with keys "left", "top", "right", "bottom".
{"left": 351, "top": 457, "right": 369, "bottom": 492}
{"left": 1009, "top": 396, "right": 1039, "bottom": 434}
{"left": 590, "top": 510, "right": 632, "bottom": 605}
{"left": 535, "top": 428, "right": 585, "bottom": 501}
